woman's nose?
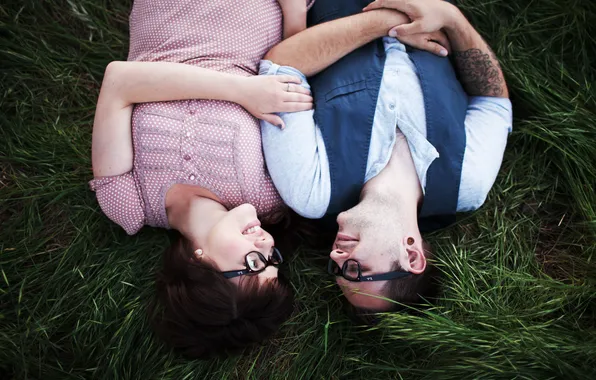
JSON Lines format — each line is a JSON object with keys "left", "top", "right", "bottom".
{"left": 254, "top": 233, "right": 273, "bottom": 250}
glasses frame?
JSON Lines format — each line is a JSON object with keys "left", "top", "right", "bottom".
{"left": 327, "top": 258, "right": 412, "bottom": 282}
{"left": 222, "top": 248, "right": 283, "bottom": 279}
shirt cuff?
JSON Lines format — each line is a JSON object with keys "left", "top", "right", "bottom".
{"left": 259, "top": 60, "right": 310, "bottom": 88}
{"left": 468, "top": 96, "right": 513, "bottom": 133}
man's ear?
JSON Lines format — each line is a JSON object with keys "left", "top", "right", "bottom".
{"left": 403, "top": 236, "right": 426, "bottom": 274}
{"left": 406, "top": 246, "right": 426, "bottom": 274}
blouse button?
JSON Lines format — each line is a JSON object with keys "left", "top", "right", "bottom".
{"left": 183, "top": 154, "right": 191, "bottom": 161}
{"left": 186, "top": 132, "right": 191, "bottom": 138}
{"left": 189, "top": 174, "right": 196, "bottom": 181}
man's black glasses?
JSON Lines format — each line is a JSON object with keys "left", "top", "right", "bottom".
{"left": 327, "top": 258, "right": 411, "bottom": 282}
{"left": 222, "top": 248, "right": 283, "bottom": 279}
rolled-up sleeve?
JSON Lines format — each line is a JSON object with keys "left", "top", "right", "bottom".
{"left": 89, "top": 172, "right": 146, "bottom": 235}
{"left": 258, "top": 60, "right": 330, "bottom": 219}
{"left": 457, "top": 97, "right": 513, "bottom": 211}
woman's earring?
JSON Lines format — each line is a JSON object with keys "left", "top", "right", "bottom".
{"left": 407, "top": 237, "right": 415, "bottom": 246}
{"left": 194, "top": 249, "right": 203, "bottom": 257}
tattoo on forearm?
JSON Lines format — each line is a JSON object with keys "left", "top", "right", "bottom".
{"left": 453, "top": 48, "right": 505, "bottom": 97}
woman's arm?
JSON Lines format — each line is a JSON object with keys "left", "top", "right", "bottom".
{"left": 92, "top": 61, "right": 312, "bottom": 177}
{"left": 278, "top": 0, "right": 308, "bottom": 39}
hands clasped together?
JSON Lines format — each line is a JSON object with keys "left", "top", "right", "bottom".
{"left": 254, "top": 0, "right": 463, "bottom": 126}
{"left": 364, "top": 0, "right": 461, "bottom": 57}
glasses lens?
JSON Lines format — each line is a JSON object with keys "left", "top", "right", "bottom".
{"left": 270, "top": 248, "right": 283, "bottom": 265}
{"left": 344, "top": 260, "right": 360, "bottom": 280}
{"left": 246, "top": 252, "right": 265, "bottom": 271}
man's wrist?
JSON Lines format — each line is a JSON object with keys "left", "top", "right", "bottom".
{"left": 443, "top": 3, "right": 469, "bottom": 34}
{"left": 366, "top": 9, "right": 409, "bottom": 37}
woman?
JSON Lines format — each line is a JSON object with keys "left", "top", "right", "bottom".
{"left": 90, "top": 0, "right": 314, "bottom": 358}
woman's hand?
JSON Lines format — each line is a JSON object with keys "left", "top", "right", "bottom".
{"left": 236, "top": 75, "right": 313, "bottom": 128}
{"left": 397, "top": 30, "right": 451, "bottom": 56}
{"left": 363, "top": 0, "right": 460, "bottom": 36}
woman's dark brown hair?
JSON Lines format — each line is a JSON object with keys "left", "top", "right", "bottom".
{"left": 150, "top": 233, "right": 294, "bottom": 358}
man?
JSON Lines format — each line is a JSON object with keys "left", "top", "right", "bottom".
{"left": 259, "top": 0, "right": 512, "bottom": 311}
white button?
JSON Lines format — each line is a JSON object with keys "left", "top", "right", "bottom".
{"left": 186, "top": 132, "right": 191, "bottom": 138}
{"left": 189, "top": 174, "right": 196, "bottom": 180}
{"left": 389, "top": 103, "right": 395, "bottom": 110}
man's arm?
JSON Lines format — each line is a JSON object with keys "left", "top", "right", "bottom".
{"left": 265, "top": 10, "right": 409, "bottom": 76}
{"left": 258, "top": 62, "right": 330, "bottom": 218}
{"left": 444, "top": 9, "right": 508, "bottom": 98}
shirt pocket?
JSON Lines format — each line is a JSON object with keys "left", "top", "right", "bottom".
{"left": 325, "top": 80, "right": 368, "bottom": 102}
{"left": 185, "top": 115, "right": 242, "bottom": 185}
{"left": 132, "top": 107, "right": 185, "bottom": 171}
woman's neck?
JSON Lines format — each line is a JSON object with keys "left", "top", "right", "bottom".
{"left": 167, "top": 187, "right": 227, "bottom": 244}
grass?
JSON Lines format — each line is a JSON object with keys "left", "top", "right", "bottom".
{"left": 1, "top": 0, "right": 595, "bottom": 379}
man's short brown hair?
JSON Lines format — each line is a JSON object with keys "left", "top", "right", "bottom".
{"left": 348, "top": 241, "right": 439, "bottom": 322}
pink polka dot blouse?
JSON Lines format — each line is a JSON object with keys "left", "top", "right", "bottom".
{"left": 90, "top": 0, "right": 314, "bottom": 235}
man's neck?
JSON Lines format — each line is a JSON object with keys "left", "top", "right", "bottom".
{"left": 361, "top": 132, "right": 422, "bottom": 219}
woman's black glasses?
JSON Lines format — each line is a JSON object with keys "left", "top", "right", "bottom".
{"left": 222, "top": 248, "right": 283, "bottom": 279}
{"left": 327, "top": 258, "right": 411, "bottom": 282}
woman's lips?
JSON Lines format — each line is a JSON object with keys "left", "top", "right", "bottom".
{"left": 242, "top": 219, "right": 261, "bottom": 235}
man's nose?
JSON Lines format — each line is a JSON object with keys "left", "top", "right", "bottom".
{"left": 336, "top": 211, "right": 348, "bottom": 226}
{"left": 330, "top": 249, "right": 349, "bottom": 264}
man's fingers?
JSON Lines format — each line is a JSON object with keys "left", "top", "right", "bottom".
{"left": 283, "top": 93, "right": 313, "bottom": 103}
{"left": 396, "top": 35, "right": 448, "bottom": 57}
{"left": 261, "top": 113, "right": 285, "bottom": 129}
{"left": 430, "top": 32, "right": 451, "bottom": 53}
{"left": 427, "top": 41, "right": 449, "bottom": 57}
{"left": 390, "top": 21, "right": 424, "bottom": 37}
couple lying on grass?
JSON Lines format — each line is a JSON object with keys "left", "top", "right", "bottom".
{"left": 90, "top": 0, "right": 511, "bottom": 358}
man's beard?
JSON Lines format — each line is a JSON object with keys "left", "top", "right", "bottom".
{"left": 342, "top": 191, "right": 405, "bottom": 252}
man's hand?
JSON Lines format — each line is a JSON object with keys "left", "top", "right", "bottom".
{"left": 365, "top": 0, "right": 508, "bottom": 98}
{"left": 363, "top": 0, "right": 460, "bottom": 36}
{"left": 236, "top": 75, "right": 313, "bottom": 128}
{"left": 363, "top": 1, "right": 454, "bottom": 56}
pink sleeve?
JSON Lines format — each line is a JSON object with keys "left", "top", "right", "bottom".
{"left": 89, "top": 172, "right": 146, "bottom": 235}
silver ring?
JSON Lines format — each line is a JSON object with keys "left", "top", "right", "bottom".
{"left": 286, "top": 83, "right": 291, "bottom": 92}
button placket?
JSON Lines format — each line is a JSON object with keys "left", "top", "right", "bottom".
{"left": 182, "top": 124, "right": 194, "bottom": 180}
